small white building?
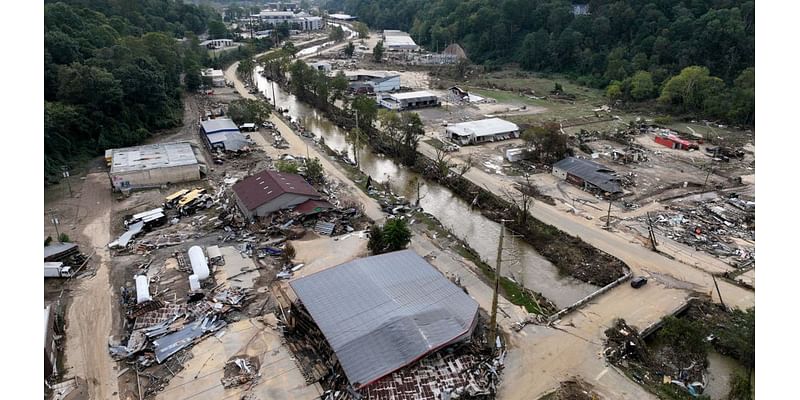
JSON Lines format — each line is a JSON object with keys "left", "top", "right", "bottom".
{"left": 379, "top": 91, "right": 439, "bottom": 110}
{"left": 446, "top": 118, "right": 520, "bottom": 145}
{"left": 108, "top": 142, "right": 204, "bottom": 191}
{"left": 199, "top": 39, "right": 234, "bottom": 49}
{"left": 201, "top": 68, "right": 225, "bottom": 87}
{"left": 310, "top": 61, "right": 332, "bottom": 74}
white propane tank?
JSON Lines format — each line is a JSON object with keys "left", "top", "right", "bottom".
{"left": 188, "top": 246, "right": 210, "bottom": 280}
{"left": 189, "top": 274, "right": 201, "bottom": 291}
{"left": 135, "top": 275, "right": 152, "bottom": 304}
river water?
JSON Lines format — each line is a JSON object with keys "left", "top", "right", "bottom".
{"left": 253, "top": 68, "right": 598, "bottom": 308}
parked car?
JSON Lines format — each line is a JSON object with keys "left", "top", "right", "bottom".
{"left": 630, "top": 276, "right": 648, "bottom": 288}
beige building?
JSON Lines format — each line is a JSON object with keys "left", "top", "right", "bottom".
{"left": 108, "top": 142, "right": 205, "bottom": 192}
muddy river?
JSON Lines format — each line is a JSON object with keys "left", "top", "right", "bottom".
{"left": 253, "top": 68, "right": 598, "bottom": 308}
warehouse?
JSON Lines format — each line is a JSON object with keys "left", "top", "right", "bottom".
{"left": 446, "top": 118, "right": 520, "bottom": 145}
{"left": 108, "top": 142, "right": 203, "bottom": 192}
{"left": 232, "top": 169, "right": 323, "bottom": 218}
{"left": 345, "top": 70, "right": 400, "bottom": 93}
{"left": 289, "top": 250, "right": 479, "bottom": 388}
{"left": 200, "top": 68, "right": 225, "bottom": 87}
{"left": 200, "top": 119, "right": 250, "bottom": 152}
{"left": 378, "top": 91, "right": 439, "bottom": 110}
{"left": 552, "top": 157, "right": 622, "bottom": 194}
{"left": 382, "top": 30, "right": 419, "bottom": 51}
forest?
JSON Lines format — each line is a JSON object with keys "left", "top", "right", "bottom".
{"left": 44, "top": 0, "right": 225, "bottom": 181}
{"left": 324, "top": 0, "right": 754, "bottom": 124}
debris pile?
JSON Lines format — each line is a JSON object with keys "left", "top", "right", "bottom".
{"left": 221, "top": 356, "right": 260, "bottom": 388}
{"left": 644, "top": 194, "right": 755, "bottom": 267}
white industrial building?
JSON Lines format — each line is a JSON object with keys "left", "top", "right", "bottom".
{"left": 382, "top": 30, "right": 419, "bottom": 52}
{"left": 201, "top": 68, "right": 225, "bottom": 87}
{"left": 328, "top": 13, "right": 357, "bottom": 21}
{"left": 108, "top": 142, "right": 204, "bottom": 191}
{"left": 252, "top": 11, "right": 323, "bottom": 30}
{"left": 378, "top": 91, "right": 439, "bottom": 110}
{"left": 445, "top": 118, "right": 521, "bottom": 145}
{"left": 199, "top": 39, "right": 234, "bottom": 49}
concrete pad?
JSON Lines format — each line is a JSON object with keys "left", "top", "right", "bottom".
{"left": 156, "top": 318, "right": 321, "bottom": 400}
{"left": 215, "top": 246, "right": 259, "bottom": 289}
{"left": 291, "top": 232, "right": 368, "bottom": 278}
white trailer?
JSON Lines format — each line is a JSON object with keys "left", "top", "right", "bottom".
{"left": 44, "top": 262, "right": 74, "bottom": 278}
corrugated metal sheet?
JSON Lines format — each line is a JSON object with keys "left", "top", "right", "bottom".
{"left": 446, "top": 118, "right": 519, "bottom": 138}
{"left": 290, "top": 250, "right": 479, "bottom": 388}
{"left": 233, "top": 170, "right": 321, "bottom": 211}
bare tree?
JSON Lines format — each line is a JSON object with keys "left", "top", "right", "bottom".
{"left": 503, "top": 173, "right": 535, "bottom": 224}
{"left": 433, "top": 147, "right": 452, "bottom": 178}
{"left": 458, "top": 154, "right": 473, "bottom": 177}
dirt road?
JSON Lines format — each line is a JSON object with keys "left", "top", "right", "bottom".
{"left": 60, "top": 173, "right": 119, "bottom": 400}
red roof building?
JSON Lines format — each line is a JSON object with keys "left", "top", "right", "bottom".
{"left": 232, "top": 170, "right": 322, "bottom": 218}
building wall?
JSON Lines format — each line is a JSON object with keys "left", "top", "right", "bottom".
{"left": 552, "top": 166, "right": 568, "bottom": 180}
{"left": 372, "top": 76, "right": 400, "bottom": 92}
{"left": 253, "top": 193, "right": 315, "bottom": 216}
{"left": 111, "top": 164, "right": 201, "bottom": 191}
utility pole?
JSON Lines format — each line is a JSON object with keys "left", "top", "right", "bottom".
{"left": 703, "top": 165, "right": 713, "bottom": 190}
{"left": 353, "top": 109, "right": 360, "bottom": 166}
{"left": 646, "top": 212, "right": 658, "bottom": 251}
{"left": 49, "top": 210, "right": 61, "bottom": 241}
{"left": 605, "top": 197, "right": 612, "bottom": 229}
{"left": 270, "top": 80, "right": 278, "bottom": 109}
{"left": 711, "top": 275, "right": 726, "bottom": 309}
{"left": 488, "top": 220, "right": 505, "bottom": 354}
{"left": 61, "top": 166, "right": 73, "bottom": 198}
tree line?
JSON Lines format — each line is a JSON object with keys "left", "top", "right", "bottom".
{"left": 324, "top": 0, "right": 754, "bottom": 125}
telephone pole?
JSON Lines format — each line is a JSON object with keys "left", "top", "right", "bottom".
{"left": 488, "top": 220, "right": 505, "bottom": 354}
{"left": 605, "top": 197, "right": 612, "bottom": 228}
{"left": 62, "top": 166, "right": 73, "bottom": 198}
{"left": 49, "top": 210, "right": 61, "bottom": 241}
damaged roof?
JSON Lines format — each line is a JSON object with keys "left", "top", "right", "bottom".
{"left": 290, "top": 250, "right": 479, "bottom": 388}
{"left": 200, "top": 119, "right": 239, "bottom": 134}
{"left": 232, "top": 169, "right": 321, "bottom": 211}
{"left": 553, "top": 157, "right": 622, "bottom": 193}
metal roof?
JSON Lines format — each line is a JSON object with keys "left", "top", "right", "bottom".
{"left": 290, "top": 250, "right": 479, "bottom": 388}
{"left": 384, "top": 35, "right": 418, "bottom": 48}
{"left": 109, "top": 142, "right": 198, "bottom": 174}
{"left": 44, "top": 242, "right": 78, "bottom": 261}
{"left": 446, "top": 118, "right": 519, "bottom": 138}
{"left": 387, "top": 90, "right": 438, "bottom": 101}
{"left": 206, "top": 131, "right": 250, "bottom": 152}
{"left": 200, "top": 119, "right": 239, "bottom": 135}
{"left": 553, "top": 157, "right": 622, "bottom": 193}
{"left": 232, "top": 169, "right": 321, "bottom": 211}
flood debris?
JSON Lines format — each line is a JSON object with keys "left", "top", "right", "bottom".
{"left": 221, "top": 356, "right": 260, "bottom": 388}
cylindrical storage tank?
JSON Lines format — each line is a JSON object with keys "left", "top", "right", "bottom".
{"left": 189, "top": 274, "right": 201, "bottom": 291}
{"left": 188, "top": 246, "right": 210, "bottom": 280}
{"left": 135, "top": 275, "right": 152, "bottom": 304}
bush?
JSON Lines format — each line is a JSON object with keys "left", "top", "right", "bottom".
{"left": 58, "top": 233, "right": 70, "bottom": 243}
{"left": 45, "top": 236, "right": 53, "bottom": 246}
{"left": 275, "top": 161, "right": 299, "bottom": 174}
{"left": 368, "top": 219, "right": 412, "bottom": 254}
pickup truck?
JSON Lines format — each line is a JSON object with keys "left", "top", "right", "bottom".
{"left": 44, "top": 262, "right": 74, "bottom": 278}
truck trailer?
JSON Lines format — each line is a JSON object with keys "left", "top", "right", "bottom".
{"left": 44, "top": 262, "right": 74, "bottom": 278}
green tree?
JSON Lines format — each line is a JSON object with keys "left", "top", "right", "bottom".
{"left": 330, "top": 71, "right": 349, "bottom": 103}
{"left": 522, "top": 122, "right": 569, "bottom": 164}
{"left": 367, "top": 224, "right": 386, "bottom": 254}
{"left": 351, "top": 94, "right": 378, "bottom": 131}
{"left": 237, "top": 58, "right": 255, "bottom": 83}
{"left": 352, "top": 21, "right": 369, "bottom": 38}
{"left": 658, "top": 316, "right": 709, "bottom": 357}
{"left": 329, "top": 25, "right": 345, "bottom": 41}
{"left": 399, "top": 112, "right": 424, "bottom": 165}
{"left": 304, "top": 157, "right": 324, "bottom": 183}
{"left": 382, "top": 218, "right": 412, "bottom": 252}
{"left": 629, "top": 70, "right": 655, "bottom": 101}
{"left": 729, "top": 67, "right": 755, "bottom": 125}
{"left": 373, "top": 40, "right": 384, "bottom": 63}
{"left": 659, "top": 66, "right": 721, "bottom": 112}
{"left": 227, "top": 99, "right": 271, "bottom": 125}
{"left": 344, "top": 41, "right": 355, "bottom": 58}
{"left": 282, "top": 41, "right": 298, "bottom": 58}
{"left": 208, "top": 20, "right": 228, "bottom": 39}
{"left": 606, "top": 81, "right": 623, "bottom": 101}
{"left": 276, "top": 160, "right": 299, "bottom": 174}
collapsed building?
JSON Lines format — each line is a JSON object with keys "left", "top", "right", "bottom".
{"left": 200, "top": 119, "right": 251, "bottom": 152}
{"left": 552, "top": 157, "right": 623, "bottom": 195}
{"left": 445, "top": 118, "right": 521, "bottom": 145}
{"left": 106, "top": 142, "right": 206, "bottom": 192}
{"left": 232, "top": 169, "right": 327, "bottom": 219}
{"left": 287, "top": 250, "right": 482, "bottom": 392}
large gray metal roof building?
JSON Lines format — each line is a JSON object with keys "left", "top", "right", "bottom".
{"left": 289, "top": 250, "right": 479, "bottom": 388}
{"left": 108, "top": 142, "right": 203, "bottom": 191}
